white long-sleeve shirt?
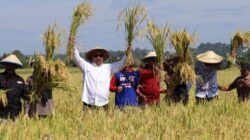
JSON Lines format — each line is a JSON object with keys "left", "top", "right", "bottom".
{"left": 74, "top": 48, "right": 127, "bottom": 106}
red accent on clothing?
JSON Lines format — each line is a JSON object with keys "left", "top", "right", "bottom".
{"left": 138, "top": 68, "right": 161, "bottom": 105}
{"left": 110, "top": 75, "right": 117, "bottom": 92}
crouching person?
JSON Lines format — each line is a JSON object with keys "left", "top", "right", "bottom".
{"left": 219, "top": 61, "right": 250, "bottom": 102}
{"left": 0, "top": 54, "right": 29, "bottom": 120}
{"left": 110, "top": 64, "right": 140, "bottom": 109}
{"left": 74, "top": 46, "right": 127, "bottom": 110}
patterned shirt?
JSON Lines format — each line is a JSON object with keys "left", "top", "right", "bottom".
{"left": 110, "top": 68, "right": 140, "bottom": 108}
{"left": 195, "top": 61, "right": 227, "bottom": 98}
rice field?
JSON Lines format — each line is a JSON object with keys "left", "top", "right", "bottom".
{"left": 0, "top": 67, "right": 250, "bottom": 140}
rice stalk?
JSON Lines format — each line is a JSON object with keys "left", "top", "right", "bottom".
{"left": 67, "top": 2, "right": 93, "bottom": 59}
{"left": 173, "top": 63, "right": 196, "bottom": 84}
{"left": 117, "top": 4, "right": 147, "bottom": 66}
{"left": 30, "top": 25, "right": 71, "bottom": 102}
{"left": 230, "top": 31, "right": 250, "bottom": 60}
{"left": 0, "top": 89, "right": 8, "bottom": 107}
{"left": 43, "top": 24, "right": 62, "bottom": 60}
{"left": 147, "top": 21, "right": 170, "bottom": 68}
{"left": 170, "top": 30, "right": 197, "bottom": 84}
{"left": 31, "top": 55, "right": 70, "bottom": 102}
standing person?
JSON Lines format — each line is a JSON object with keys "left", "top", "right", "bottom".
{"left": 195, "top": 51, "right": 227, "bottom": 104}
{"left": 110, "top": 65, "right": 140, "bottom": 109}
{"left": 137, "top": 51, "right": 165, "bottom": 106}
{"left": 163, "top": 56, "right": 192, "bottom": 105}
{"left": 219, "top": 61, "right": 250, "bottom": 102}
{"left": 74, "top": 46, "right": 127, "bottom": 110}
{"left": 0, "top": 54, "right": 29, "bottom": 120}
{"left": 24, "top": 61, "right": 54, "bottom": 118}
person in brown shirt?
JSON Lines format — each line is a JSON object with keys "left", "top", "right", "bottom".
{"left": 219, "top": 62, "right": 250, "bottom": 102}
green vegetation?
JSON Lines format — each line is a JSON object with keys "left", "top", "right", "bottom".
{"left": 0, "top": 67, "right": 249, "bottom": 140}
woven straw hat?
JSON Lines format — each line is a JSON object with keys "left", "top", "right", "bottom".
{"left": 196, "top": 51, "right": 223, "bottom": 64}
{"left": 0, "top": 54, "right": 23, "bottom": 67}
{"left": 143, "top": 51, "right": 157, "bottom": 61}
{"left": 86, "top": 47, "right": 110, "bottom": 61}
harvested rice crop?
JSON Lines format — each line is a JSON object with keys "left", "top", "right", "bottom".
{"left": 170, "top": 30, "right": 196, "bottom": 84}
{"left": 147, "top": 21, "right": 170, "bottom": 68}
{"left": 31, "top": 25, "right": 70, "bottom": 102}
{"left": 117, "top": 4, "right": 147, "bottom": 66}
{"left": 67, "top": 2, "right": 93, "bottom": 59}
{"left": 230, "top": 31, "right": 250, "bottom": 61}
{"left": 0, "top": 89, "right": 8, "bottom": 107}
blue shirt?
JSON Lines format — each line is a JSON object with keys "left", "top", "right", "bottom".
{"left": 112, "top": 71, "right": 140, "bottom": 108}
{"left": 195, "top": 61, "right": 227, "bottom": 98}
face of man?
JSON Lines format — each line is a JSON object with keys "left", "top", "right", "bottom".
{"left": 5, "top": 64, "right": 17, "bottom": 73}
{"left": 91, "top": 51, "right": 104, "bottom": 66}
{"left": 146, "top": 58, "right": 157, "bottom": 69}
{"left": 241, "top": 68, "right": 250, "bottom": 77}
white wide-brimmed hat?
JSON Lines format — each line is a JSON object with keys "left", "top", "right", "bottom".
{"left": 0, "top": 54, "right": 23, "bottom": 67}
{"left": 143, "top": 51, "right": 157, "bottom": 62}
{"left": 86, "top": 47, "right": 110, "bottom": 61}
{"left": 196, "top": 51, "right": 223, "bottom": 64}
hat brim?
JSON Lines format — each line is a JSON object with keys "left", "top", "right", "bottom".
{"left": 196, "top": 52, "right": 223, "bottom": 64}
{"left": 86, "top": 49, "right": 110, "bottom": 61}
{"left": 197, "top": 58, "right": 223, "bottom": 64}
{"left": 0, "top": 61, "right": 23, "bottom": 68}
{"left": 143, "top": 57, "right": 157, "bottom": 62}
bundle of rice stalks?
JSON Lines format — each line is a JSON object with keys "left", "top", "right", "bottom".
{"left": 147, "top": 21, "right": 170, "bottom": 68}
{"left": 31, "top": 25, "right": 70, "bottom": 102}
{"left": 170, "top": 30, "right": 196, "bottom": 84}
{"left": 117, "top": 4, "right": 147, "bottom": 66}
{"left": 230, "top": 31, "right": 250, "bottom": 60}
{"left": 43, "top": 24, "right": 62, "bottom": 60}
{"left": 67, "top": 2, "right": 93, "bottom": 59}
{"left": 0, "top": 89, "right": 8, "bottom": 107}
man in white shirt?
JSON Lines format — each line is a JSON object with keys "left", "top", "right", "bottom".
{"left": 74, "top": 47, "right": 127, "bottom": 110}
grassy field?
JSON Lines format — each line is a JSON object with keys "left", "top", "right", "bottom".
{"left": 0, "top": 67, "right": 250, "bottom": 140}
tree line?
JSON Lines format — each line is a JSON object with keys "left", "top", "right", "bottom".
{"left": 1, "top": 42, "right": 249, "bottom": 68}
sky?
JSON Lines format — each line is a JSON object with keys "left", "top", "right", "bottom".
{"left": 0, "top": 0, "right": 250, "bottom": 55}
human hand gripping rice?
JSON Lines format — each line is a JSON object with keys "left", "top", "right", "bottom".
{"left": 229, "top": 31, "right": 250, "bottom": 65}
{"left": 117, "top": 4, "right": 147, "bottom": 66}
{"left": 147, "top": 21, "right": 170, "bottom": 85}
{"left": 67, "top": 2, "right": 93, "bottom": 59}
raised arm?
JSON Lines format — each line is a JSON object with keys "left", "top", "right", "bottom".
{"left": 74, "top": 48, "right": 88, "bottom": 72}
{"left": 217, "top": 61, "right": 228, "bottom": 70}
{"left": 110, "top": 55, "right": 127, "bottom": 74}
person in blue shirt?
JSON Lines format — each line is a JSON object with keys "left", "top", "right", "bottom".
{"left": 195, "top": 51, "right": 227, "bottom": 104}
{"left": 110, "top": 65, "right": 140, "bottom": 109}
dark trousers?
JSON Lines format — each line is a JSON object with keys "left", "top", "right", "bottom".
{"left": 83, "top": 102, "right": 109, "bottom": 111}
{"left": 196, "top": 96, "right": 218, "bottom": 104}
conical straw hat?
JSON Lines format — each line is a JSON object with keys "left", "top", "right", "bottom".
{"left": 143, "top": 51, "right": 157, "bottom": 61}
{"left": 196, "top": 51, "right": 223, "bottom": 64}
{"left": 86, "top": 46, "right": 110, "bottom": 61}
{"left": 0, "top": 54, "right": 23, "bottom": 67}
